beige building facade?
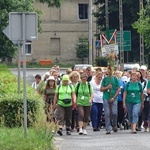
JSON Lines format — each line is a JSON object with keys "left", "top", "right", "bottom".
{"left": 25, "top": 0, "right": 97, "bottom": 64}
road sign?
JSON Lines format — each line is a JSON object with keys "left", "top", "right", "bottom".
{"left": 95, "top": 40, "right": 100, "bottom": 49}
{"left": 117, "top": 31, "right": 131, "bottom": 51}
{"left": 101, "top": 44, "right": 118, "bottom": 57}
{"left": 3, "top": 12, "right": 38, "bottom": 44}
{"left": 108, "top": 30, "right": 131, "bottom": 51}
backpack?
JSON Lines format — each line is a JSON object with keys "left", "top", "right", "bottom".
{"left": 76, "top": 82, "right": 91, "bottom": 97}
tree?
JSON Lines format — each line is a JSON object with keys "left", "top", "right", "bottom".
{"left": 93, "top": 0, "right": 146, "bottom": 63}
{"left": 0, "top": 0, "right": 62, "bottom": 62}
{"left": 76, "top": 37, "right": 89, "bottom": 64}
{"left": 133, "top": 0, "right": 150, "bottom": 48}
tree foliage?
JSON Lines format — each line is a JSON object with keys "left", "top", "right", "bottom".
{"left": 76, "top": 37, "right": 89, "bottom": 64}
{"left": 133, "top": 0, "right": 150, "bottom": 48}
{"left": 0, "top": 0, "right": 62, "bottom": 62}
{"left": 93, "top": 0, "right": 148, "bottom": 63}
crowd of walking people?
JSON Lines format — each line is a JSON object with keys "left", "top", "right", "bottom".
{"left": 31, "top": 64, "right": 150, "bottom": 135}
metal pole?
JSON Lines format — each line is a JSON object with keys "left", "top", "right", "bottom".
{"left": 139, "top": 0, "right": 144, "bottom": 65}
{"left": 105, "top": 0, "right": 109, "bottom": 38}
{"left": 22, "top": 12, "right": 27, "bottom": 137}
{"left": 119, "top": 0, "right": 124, "bottom": 71}
{"left": 17, "top": 41, "right": 21, "bottom": 94}
{"left": 89, "top": 0, "right": 93, "bottom": 64}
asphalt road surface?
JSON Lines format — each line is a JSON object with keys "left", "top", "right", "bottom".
{"left": 10, "top": 68, "right": 66, "bottom": 85}
{"left": 54, "top": 125, "right": 150, "bottom": 150}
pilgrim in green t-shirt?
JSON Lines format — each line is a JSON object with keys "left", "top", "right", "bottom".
{"left": 101, "top": 76, "right": 120, "bottom": 101}
{"left": 55, "top": 84, "right": 75, "bottom": 107}
{"left": 124, "top": 82, "right": 143, "bottom": 104}
{"left": 75, "top": 82, "right": 93, "bottom": 106}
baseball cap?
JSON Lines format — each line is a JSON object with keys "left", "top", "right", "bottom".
{"left": 62, "top": 75, "right": 70, "bottom": 81}
{"left": 140, "top": 65, "right": 147, "bottom": 70}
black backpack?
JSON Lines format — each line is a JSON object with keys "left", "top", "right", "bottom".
{"left": 76, "top": 82, "right": 91, "bottom": 97}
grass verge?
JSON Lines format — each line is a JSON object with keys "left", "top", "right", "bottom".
{"left": 0, "top": 124, "right": 57, "bottom": 150}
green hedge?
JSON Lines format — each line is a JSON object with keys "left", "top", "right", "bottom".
{"left": 0, "top": 64, "right": 44, "bottom": 127}
{"left": 0, "top": 96, "right": 43, "bottom": 127}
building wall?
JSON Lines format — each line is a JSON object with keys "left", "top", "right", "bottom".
{"left": 25, "top": 0, "right": 97, "bottom": 64}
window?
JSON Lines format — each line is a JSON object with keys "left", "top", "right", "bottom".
{"left": 21, "top": 42, "right": 32, "bottom": 55}
{"left": 25, "top": 43, "right": 31, "bottom": 55}
{"left": 78, "top": 4, "right": 88, "bottom": 20}
{"left": 50, "top": 38, "right": 60, "bottom": 55}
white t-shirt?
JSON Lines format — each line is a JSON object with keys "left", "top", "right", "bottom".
{"left": 90, "top": 80, "right": 103, "bottom": 103}
{"left": 31, "top": 82, "right": 39, "bottom": 89}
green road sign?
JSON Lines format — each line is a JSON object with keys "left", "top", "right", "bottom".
{"left": 108, "top": 30, "right": 131, "bottom": 51}
{"left": 117, "top": 31, "right": 131, "bottom": 51}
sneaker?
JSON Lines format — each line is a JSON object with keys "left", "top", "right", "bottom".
{"left": 113, "top": 126, "right": 118, "bottom": 132}
{"left": 83, "top": 129, "right": 87, "bottom": 135}
{"left": 66, "top": 130, "right": 71, "bottom": 135}
{"left": 106, "top": 131, "right": 111, "bottom": 135}
{"left": 119, "top": 124, "right": 124, "bottom": 130}
{"left": 79, "top": 128, "right": 83, "bottom": 135}
{"left": 57, "top": 129, "right": 63, "bottom": 136}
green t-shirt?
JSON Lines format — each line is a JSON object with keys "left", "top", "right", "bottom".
{"left": 125, "top": 81, "right": 143, "bottom": 104}
{"left": 55, "top": 84, "right": 75, "bottom": 107}
{"left": 147, "top": 80, "right": 150, "bottom": 89}
{"left": 75, "top": 82, "right": 93, "bottom": 106}
{"left": 101, "top": 76, "right": 120, "bottom": 101}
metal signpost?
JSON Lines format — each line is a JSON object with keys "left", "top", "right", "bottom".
{"left": 3, "top": 12, "right": 38, "bottom": 137}
{"left": 119, "top": 0, "right": 124, "bottom": 71}
{"left": 89, "top": 0, "right": 93, "bottom": 64}
{"left": 139, "top": 0, "right": 144, "bottom": 65}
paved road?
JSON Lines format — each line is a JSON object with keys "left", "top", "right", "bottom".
{"left": 9, "top": 68, "right": 150, "bottom": 150}
{"left": 54, "top": 125, "right": 150, "bottom": 150}
{"left": 10, "top": 68, "right": 66, "bottom": 85}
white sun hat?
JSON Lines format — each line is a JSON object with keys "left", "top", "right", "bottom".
{"left": 46, "top": 76, "right": 55, "bottom": 81}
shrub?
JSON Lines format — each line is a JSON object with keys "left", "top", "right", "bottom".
{"left": 0, "top": 64, "right": 44, "bottom": 127}
{"left": 0, "top": 64, "right": 57, "bottom": 150}
{"left": 95, "top": 57, "right": 108, "bottom": 67}
{"left": 0, "top": 94, "right": 43, "bottom": 127}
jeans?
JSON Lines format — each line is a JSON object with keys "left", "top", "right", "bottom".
{"left": 103, "top": 99, "right": 118, "bottom": 131}
{"left": 91, "top": 102, "right": 103, "bottom": 129}
{"left": 126, "top": 103, "right": 141, "bottom": 124}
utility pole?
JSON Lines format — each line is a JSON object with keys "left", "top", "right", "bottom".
{"left": 139, "top": 0, "right": 144, "bottom": 65}
{"left": 105, "top": 0, "right": 109, "bottom": 38}
{"left": 119, "top": 0, "right": 124, "bottom": 71}
{"left": 89, "top": 0, "right": 93, "bottom": 64}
